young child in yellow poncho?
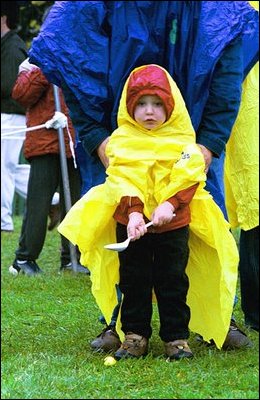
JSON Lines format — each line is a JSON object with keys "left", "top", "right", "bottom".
{"left": 58, "top": 64, "right": 239, "bottom": 360}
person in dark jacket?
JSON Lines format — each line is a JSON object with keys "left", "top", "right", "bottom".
{"left": 28, "top": 1, "right": 258, "bottom": 349}
{"left": 1, "top": 1, "right": 28, "bottom": 232}
{"left": 9, "top": 59, "right": 89, "bottom": 276}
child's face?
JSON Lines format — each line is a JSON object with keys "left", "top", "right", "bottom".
{"left": 133, "top": 95, "right": 167, "bottom": 129}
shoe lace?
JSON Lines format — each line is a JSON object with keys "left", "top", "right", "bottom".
{"left": 122, "top": 333, "right": 143, "bottom": 350}
{"left": 167, "top": 340, "right": 190, "bottom": 351}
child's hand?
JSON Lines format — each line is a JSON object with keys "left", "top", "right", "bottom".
{"left": 127, "top": 212, "right": 146, "bottom": 240}
{"left": 152, "top": 201, "right": 175, "bottom": 226}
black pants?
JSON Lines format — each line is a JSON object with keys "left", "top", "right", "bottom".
{"left": 15, "top": 154, "right": 81, "bottom": 265}
{"left": 117, "top": 223, "right": 190, "bottom": 342}
{"left": 239, "top": 226, "right": 259, "bottom": 331}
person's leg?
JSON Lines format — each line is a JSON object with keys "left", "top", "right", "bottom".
{"left": 117, "top": 223, "right": 153, "bottom": 338}
{"left": 15, "top": 163, "right": 59, "bottom": 205}
{"left": 153, "top": 227, "right": 193, "bottom": 360}
{"left": 48, "top": 191, "right": 60, "bottom": 231}
{"left": 1, "top": 113, "right": 26, "bottom": 231}
{"left": 90, "top": 284, "right": 122, "bottom": 353}
{"left": 14, "top": 164, "right": 30, "bottom": 199}
{"left": 206, "top": 154, "right": 252, "bottom": 348}
{"left": 154, "top": 227, "right": 190, "bottom": 341}
{"left": 114, "top": 223, "right": 152, "bottom": 359}
{"left": 11, "top": 154, "right": 59, "bottom": 274}
{"left": 15, "top": 162, "right": 61, "bottom": 232}
{"left": 109, "top": 285, "right": 122, "bottom": 326}
{"left": 239, "top": 226, "right": 259, "bottom": 331}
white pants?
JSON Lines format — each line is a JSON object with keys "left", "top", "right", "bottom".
{"left": 1, "top": 113, "right": 27, "bottom": 231}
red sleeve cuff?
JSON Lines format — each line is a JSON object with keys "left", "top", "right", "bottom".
{"left": 167, "top": 197, "right": 179, "bottom": 210}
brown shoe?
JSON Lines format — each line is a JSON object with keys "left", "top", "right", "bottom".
{"left": 114, "top": 332, "right": 148, "bottom": 360}
{"left": 90, "top": 326, "right": 121, "bottom": 353}
{"left": 48, "top": 204, "right": 61, "bottom": 231}
{"left": 164, "top": 339, "right": 193, "bottom": 361}
{"left": 222, "top": 320, "right": 253, "bottom": 350}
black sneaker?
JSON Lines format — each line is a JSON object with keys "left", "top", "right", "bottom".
{"left": 9, "top": 259, "right": 43, "bottom": 276}
{"left": 60, "top": 262, "right": 90, "bottom": 275}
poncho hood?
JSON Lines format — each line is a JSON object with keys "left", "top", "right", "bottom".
{"left": 126, "top": 64, "right": 175, "bottom": 121}
{"left": 105, "top": 64, "right": 204, "bottom": 218}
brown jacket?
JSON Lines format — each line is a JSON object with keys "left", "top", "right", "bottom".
{"left": 113, "top": 183, "right": 199, "bottom": 233}
{"left": 12, "top": 67, "right": 76, "bottom": 160}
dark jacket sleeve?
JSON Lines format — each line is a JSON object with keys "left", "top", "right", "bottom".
{"left": 1, "top": 36, "right": 27, "bottom": 100}
{"left": 1, "top": 32, "right": 28, "bottom": 114}
{"left": 196, "top": 37, "right": 244, "bottom": 157}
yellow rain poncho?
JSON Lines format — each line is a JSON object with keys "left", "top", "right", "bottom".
{"left": 58, "top": 65, "right": 239, "bottom": 349}
{"left": 224, "top": 1, "right": 259, "bottom": 231}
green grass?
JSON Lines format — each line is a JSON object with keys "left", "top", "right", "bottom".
{"left": 1, "top": 216, "right": 259, "bottom": 399}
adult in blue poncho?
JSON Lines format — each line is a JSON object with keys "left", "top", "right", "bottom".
{"left": 29, "top": 1, "right": 259, "bottom": 350}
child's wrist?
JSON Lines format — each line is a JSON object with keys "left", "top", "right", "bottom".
{"left": 128, "top": 211, "right": 143, "bottom": 221}
{"left": 165, "top": 201, "right": 175, "bottom": 213}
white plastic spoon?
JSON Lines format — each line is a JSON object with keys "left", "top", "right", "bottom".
{"left": 104, "top": 221, "right": 154, "bottom": 252}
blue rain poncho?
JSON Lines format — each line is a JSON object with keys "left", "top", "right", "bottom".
{"left": 29, "top": 1, "right": 258, "bottom": 144}
{"left": 29, "top": 1, "right": 259, "bottom": 212}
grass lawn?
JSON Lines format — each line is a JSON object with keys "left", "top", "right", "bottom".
{"left": 1, "top": 216, "right": 259, "bottom": 399}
